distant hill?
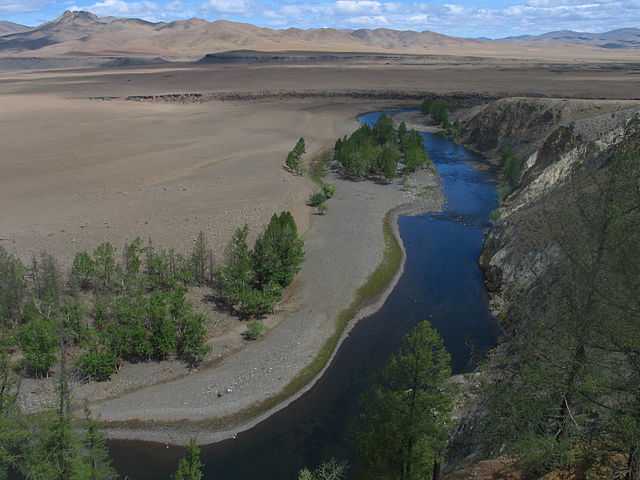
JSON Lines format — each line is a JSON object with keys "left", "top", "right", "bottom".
{"left": 0, "top": 20, "right": 30, "bottom": 36}
{"left": 0, "top": 10, "right": 636, "bottom": 62}
{"left": 0, "top": 11, "right": 480, "bottom": 59}
{"left": 500, "top": 28, "right": 640, "bottom": 49}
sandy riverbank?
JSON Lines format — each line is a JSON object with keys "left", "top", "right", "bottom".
{"left": 94, "top": 165, "right": 442, "bottom": 445}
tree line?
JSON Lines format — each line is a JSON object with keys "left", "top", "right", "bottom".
{"left": 421, "top": 99, "right": 461, "bottom": 138}
{"left": 334, "top": 115, "right": 431, "bottom": 180}
{"left": 1, "top": 210, "right": 303, "bottom": 384}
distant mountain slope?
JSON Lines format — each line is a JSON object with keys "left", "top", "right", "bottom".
{"left": 0, "top": 20, "right": 30, "bottom": 36}
{"left": 0, "top": 11, "right": 636, "bottom": 61}
{"left": 0, "top": 11, "right": 479, "bottom": 58}
{"left": 500, "top": 28, "right": 640, "bottom": 49}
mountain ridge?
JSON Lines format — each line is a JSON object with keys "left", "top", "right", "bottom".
{"left": 0, "top": 10, "right": 637, "bottom": 61}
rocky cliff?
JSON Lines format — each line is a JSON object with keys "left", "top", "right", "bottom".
{"left": 463, "top": 97, "right": 640, "bottom": 319}
{"left": 446, "top": 97, "right": 640, "bottom": 473}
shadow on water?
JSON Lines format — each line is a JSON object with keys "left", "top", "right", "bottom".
{"left": 108, "top": 110, "right": 500, "bottom": 480}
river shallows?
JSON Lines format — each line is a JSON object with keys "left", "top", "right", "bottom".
{"left": 108, "top": 111, "right": 499, "bottom": 480}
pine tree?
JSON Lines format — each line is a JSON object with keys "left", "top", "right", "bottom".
{"left": 81, "top": 404, "right": 117, "bottom": 480}
{"left": 174, "top": 439, "right": 203, "bottom": 480}
{"left": 190, "top": 231, "right": 208, "bottom": 286}
{"left": 357, "top": 320, "right": 453, "bottom": 480}
{"left": 217, "top": 225, "right": 254, "bottom": 307}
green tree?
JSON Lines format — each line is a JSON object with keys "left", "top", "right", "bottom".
{"left": 18, "top": 306, "right": 58, "bottom": 377}
{"left": 80, "top": 405, "right": 117, "bottom": 480}
{"left": 286, "top": 137, "right": 306, "bottom": 174}
{"left": 0, "top": 247, "right": 26, "bottom": 328}
{"left": 217, "top": 225, "right": 254, "bottom": 308}
{"left": 190, "top": 231, "right": 209, "bottom": 286}
{"left": 148, "top": 292, "right": 176, "bottom": 360}
{"left": 33, "top": 252, "right": 61, "bottom": 309}
{"left": 373, "top": 114, "right": 394, "bottom": 145}
{"left": 174, "top": 439, "right": 203, "bottom": 480}
{"left": 177, "top": 312, "right": 209, "bottom": 367}
{"left": 93, "top": 243, "right": 118, "bottom": 293}
{"left": 71, "top": 251, "right": 95, "bottom": 292}
{"left": 357, "top": 320, "right": 453, "bottom": 480}
{"left": 252, "top": 212, "right": 304, "bottom": 289}
{"left": 0, "top": 336, "right": 28, "bottom": 479}
{"left": 380, "top": 145, "right": 401, "bottom": 180}
{"left": 298, "top": 459, "right": 348, "bottom": 480}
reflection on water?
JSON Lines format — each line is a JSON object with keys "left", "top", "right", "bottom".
{"left": 109, "top": 111, "right": 499, "bottom": 480}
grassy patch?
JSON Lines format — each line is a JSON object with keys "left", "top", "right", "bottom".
{"left": 100, "top": 211, "right": 404, "bottom": 435}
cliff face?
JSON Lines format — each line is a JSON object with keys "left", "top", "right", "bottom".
{"left": 464, "top": 98, "right": 640, "bottom": 319}
{"left": 446, "top": 97, "right": 640, "bottom": 470}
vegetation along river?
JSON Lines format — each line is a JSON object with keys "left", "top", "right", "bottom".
{"left": 108, "top": 110, "right": 500, "bottom": 479}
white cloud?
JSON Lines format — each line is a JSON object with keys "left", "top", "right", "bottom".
{"left": 335, "top": 0, "right": 382, "bottom": 14}
{"left": 205, "top": 0, "right": 249, "bottom": 13}
{"left": 345, "top": 14, "right": 388, "bottom": 24}
{"left": 79, "top": 0, "right": 159, "bottom": 16}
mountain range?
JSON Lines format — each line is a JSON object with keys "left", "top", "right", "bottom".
{"left": 0, "top": 11, "right": 638, "bottom": 61}
{"left": 501, "top": 28, "right": 640, "bottom": 49}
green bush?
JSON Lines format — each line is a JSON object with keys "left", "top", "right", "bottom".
{"left": 237, "top": 283, "right": 282, "bottom": 318}
{"left": 243, "top": 320, "right": 266, "bottom": 340}
{"left": 502, "top": 148, "right": 524, "bottom": 190}
{"left": 307, "top": 191, "right": 327, "bottom": 207}
{"left": 18, "top": 310, "right": 57, "bottom": 377}
{"left": 77, "top": 342, "right": 118, "bottom": 382}
{"left": 321, "top": 183, "right": 336, "bottom": 199}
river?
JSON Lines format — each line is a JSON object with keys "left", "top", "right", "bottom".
{"left": 108, "top": 110, "right": 499, "bottom": 480}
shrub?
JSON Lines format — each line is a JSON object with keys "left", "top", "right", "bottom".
{"left": 77, "top": 342, "right": 118, "bottom": 382}
{"left": 308, "top": 192, "right": 327, "bottom": 207}
{"left": 502, "top": 148, "right": 524, "bottom": 190}
{"left": 237, "top": 283, "right": 282, "bottom": 318}
{"left": 317, "top": 203, "right": 328, "bottom": 215}
{"left": 243, "top": 320, "right": 266, "bottom": 340}
{"left": 321, "top": 183, "right": 336, "bottom": 199}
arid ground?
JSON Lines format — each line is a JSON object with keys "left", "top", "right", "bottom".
{"left": 2, "top": 56, "right": 640, "bottom": 443}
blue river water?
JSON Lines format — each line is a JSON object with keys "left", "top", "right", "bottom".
{"left": 108, "top": 111, "right": 499, "bottom": 480}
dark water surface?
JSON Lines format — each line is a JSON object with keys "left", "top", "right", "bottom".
{"left": 108, "top": 111, "right": 499, "bottom": 480}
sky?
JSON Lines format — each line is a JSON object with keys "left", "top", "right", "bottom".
{"left": 1, "top": 0, "right": 639, "bottom": 38}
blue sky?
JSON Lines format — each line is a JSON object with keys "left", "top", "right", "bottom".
{"left": 2, "top": 0, "right": 639, "bottom": 38}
